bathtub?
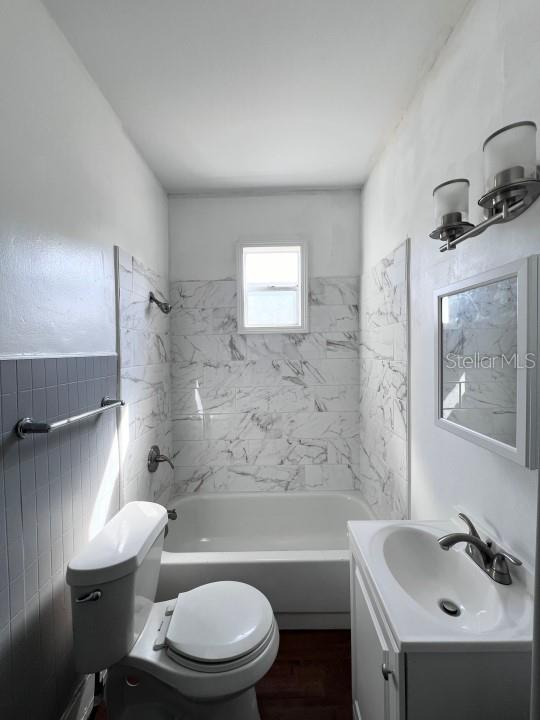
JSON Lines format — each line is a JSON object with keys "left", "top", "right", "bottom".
{"left": 157, "top": 491, "right": 373, "bottom": 628}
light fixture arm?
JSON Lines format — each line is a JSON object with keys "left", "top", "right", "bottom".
{"left": 439, "top": 196, "right": 528, "bottom": 252}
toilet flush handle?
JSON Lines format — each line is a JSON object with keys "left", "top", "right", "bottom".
{"left": 76, "top": 590, "right": 102, "bottom": 603}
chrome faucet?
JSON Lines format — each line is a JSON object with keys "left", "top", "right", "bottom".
{"left": 438, "top": 513, "right": 522, "bottom": 586}
{"left": 164, "top": 508, "right": 177, "bottom": 538}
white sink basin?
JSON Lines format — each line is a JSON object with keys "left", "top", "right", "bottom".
{"left": 348, "top": 520, "right": 533, "bottom": 651}
{"left": 383, "top": 526, "right": 517, "bottom": 633}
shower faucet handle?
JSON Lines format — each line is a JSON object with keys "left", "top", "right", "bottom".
{"left": 147, "top": 445, "right": 175, "bottom": 472}
{"left": 160, "top": 455, "right": 175, "bottom": 469}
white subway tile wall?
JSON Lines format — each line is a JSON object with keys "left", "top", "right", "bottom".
{"left": 0, "top": 355, "right": 119, "bottom": 720}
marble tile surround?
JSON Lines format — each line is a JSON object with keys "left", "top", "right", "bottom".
{"left": 116, "top": 249, "right": 173, "bottom": 507}
{"left": 170, "top": 275, "right": 363, "bottom": 496}
{"left": 358, "top": 241, "right": 409, "bottom": 519}
{"left": 0, "top": 355, "right": 119, "bottom": 720}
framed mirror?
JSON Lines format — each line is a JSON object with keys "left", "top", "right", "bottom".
{"left": 435, "top": 255, "right": 539, "bottom": 468}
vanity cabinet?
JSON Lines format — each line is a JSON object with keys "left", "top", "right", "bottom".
{"left": 351, "top": 561, "right": 404, "bottom": 720}
{"left": 350, "top": 547, "right": 531, "bottom": 720}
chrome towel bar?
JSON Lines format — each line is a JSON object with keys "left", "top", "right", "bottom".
{"left": 15, "top": 396, "right": 125, "bottom": 439}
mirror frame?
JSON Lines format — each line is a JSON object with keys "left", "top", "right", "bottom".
{"left": 434, "top": 255, "right": 539, "bottom": 469}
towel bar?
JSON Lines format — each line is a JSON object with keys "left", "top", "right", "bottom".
{"left": 15, "top": 396, "right": 125, "bottom": 439}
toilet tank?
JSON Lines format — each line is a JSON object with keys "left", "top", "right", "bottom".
{"left": 66, "top": 501, "right": 168, "bottom": 673}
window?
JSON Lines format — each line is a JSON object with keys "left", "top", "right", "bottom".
{"left": 237, "top": 242, "right": 308, "bottom": 333}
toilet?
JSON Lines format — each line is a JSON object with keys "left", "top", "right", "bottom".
{"left": 66, "top": 501, "right": 279, "bottom": 720}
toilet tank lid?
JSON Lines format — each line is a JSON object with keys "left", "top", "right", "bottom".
{"left": 66, "top": 502, "right": 168, "bottom": 586}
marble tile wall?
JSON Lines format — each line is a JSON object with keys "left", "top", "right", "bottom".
{"left": 358, "top": 241, "right": 409, "bottom": 518}
{"left": 170, "top": 275, "right": 362, "bottom": 494}
{"left": 0, "top": 355, "right": 119, "bottom": 720}
{"left": 116, "top": 248, "right": 173, "bottom": 506}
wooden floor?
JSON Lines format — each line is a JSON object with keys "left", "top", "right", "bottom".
{"left": 257, "top": 630, "right": 352, "bottom": 720}
{"left": 95, "top": 630, "right": 352, "bottom": 720}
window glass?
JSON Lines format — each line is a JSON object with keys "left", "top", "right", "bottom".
{"left": 239, "top": 244, "right": 306, "bottom": 332}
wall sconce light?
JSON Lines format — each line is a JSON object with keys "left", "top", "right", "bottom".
{"left": 430, "top": 121, "right": 540, "bottom": 252}
{"left": 430, "top": 179, "right": 474, "bottom": 247}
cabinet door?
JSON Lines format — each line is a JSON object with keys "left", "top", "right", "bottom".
{"left": 351, "top": 563, "right": 398, "bottom": 720}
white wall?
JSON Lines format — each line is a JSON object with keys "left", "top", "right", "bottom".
{"left": 361, "top": 0, "right": 540, "bottom": 566}
{"left": 0, "top": 0, "right": 168, "bottom": 357}
{"left": 169, "top": 191, "right": 361, "bottom": 280}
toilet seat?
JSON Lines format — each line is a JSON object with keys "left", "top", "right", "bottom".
{"left": 166, "top": 621, "right": 276, "bottom": 673}
{"left": 122, "top": 594, "right": 280, "bottom": 701}
{"left": 165, "top": 581, "right": 274, "bottom": 664}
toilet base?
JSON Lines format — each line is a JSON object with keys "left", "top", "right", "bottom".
{"left": 106, "top": 664, "right": 262, "bottom": 720}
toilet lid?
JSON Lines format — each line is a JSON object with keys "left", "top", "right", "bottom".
{"left": 165, "top": 581, "right": 274, "bottom": 663}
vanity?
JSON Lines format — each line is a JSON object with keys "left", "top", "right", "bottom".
{"left": 348, "top": 519, "right": 532, "bottom": 720}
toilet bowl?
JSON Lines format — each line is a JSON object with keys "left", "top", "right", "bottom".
{"left": 66, "top": 502, "right": 279, "bottom": 720}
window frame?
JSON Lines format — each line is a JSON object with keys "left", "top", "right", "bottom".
{"left": 236, "top": 240, "right": 309, "bottom": 334}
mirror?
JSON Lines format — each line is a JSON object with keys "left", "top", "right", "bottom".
{"left": 441, "top": 276, "right": 518, "bottom": 447}
{"left": 435, "top": 256, "right": 539, "bottom": 468}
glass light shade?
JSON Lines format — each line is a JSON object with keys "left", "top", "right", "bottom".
{"left": 433, "top": 179, "right": 470, "bottom": 227}
{"left": 483, "top": 121, "right": 537, "bottom": 192}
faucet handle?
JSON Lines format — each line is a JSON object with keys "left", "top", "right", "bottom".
{"left": 495, "top": 549, "right": 522, "bottom": 567}
{"left": 157, "top": 453, "right": 175, "bottom": 469}
{"left": 489, "top": 550, "right": 522, "bottom": 585}
{"left": 458, "top": 513, "right": 480, "bottom": 538}
{"left": 148, "top": 445, "right": 175, "bottom": 472}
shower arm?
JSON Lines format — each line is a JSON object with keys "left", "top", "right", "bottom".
{"left": 149, "top": 291, "right": 172, "bottom": 314}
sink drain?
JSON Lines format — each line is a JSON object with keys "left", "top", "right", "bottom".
{"left": 438, "top": 598, "right": 461, "bottom": 617}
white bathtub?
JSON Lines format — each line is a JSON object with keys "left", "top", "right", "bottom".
{"left": 157, "top": 491, "right": 373, "bottom": 628}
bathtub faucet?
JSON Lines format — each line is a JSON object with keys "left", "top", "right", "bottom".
{"left": 164, "top": 508, "right": 177, "bottom": 538}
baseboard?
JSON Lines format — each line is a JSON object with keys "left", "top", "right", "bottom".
{"left": 275, "top": 612, "right": 351, "bottom": 630}
{"left": 60, "top": 675, "right": 95, "bottom": 720}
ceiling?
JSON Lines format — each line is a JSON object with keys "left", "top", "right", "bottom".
{"left": 43, "top": 0, "right": 470, "bottom": 193}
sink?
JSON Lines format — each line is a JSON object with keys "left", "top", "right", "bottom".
{"left": 348, "top": 520, "right": 533, "bottom": 650}
{"left": 349, "top": 519, "right": 533, "bottom": 718}
{"left": 382, "top": 526, "right": 505, "bottom": 633}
